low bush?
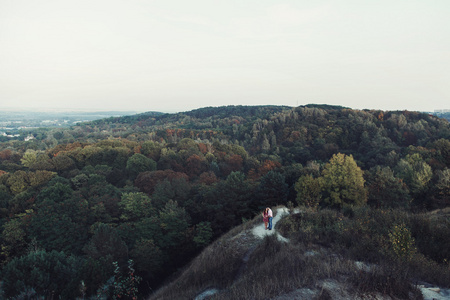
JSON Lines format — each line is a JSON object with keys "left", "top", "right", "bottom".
{"left": 410, "top": 213, "right": 450, "bottom": 264}
{"left": 277, "top": 209, "right": 343, "bottom": 246}
{"left": 350, "top": 262, "right": 423, "bottom": 300}
{"left": 409, "top": 253, "right": 450, "bottom": 288}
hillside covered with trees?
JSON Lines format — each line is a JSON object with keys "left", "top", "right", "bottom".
{"left": 0, "top": 105, "right": 449, "bottom": 299}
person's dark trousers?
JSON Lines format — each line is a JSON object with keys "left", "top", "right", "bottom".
{"left": 268, "top": 217, "right": 273, "bottom": 230}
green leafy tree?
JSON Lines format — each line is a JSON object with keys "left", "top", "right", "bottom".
{"left": 83, "top": 223, "right": 128, "bottom": 266}
{"left": 126, "top": 153, "right": 156, "bottom": 177}
{"left": 157, "top": 200, "right": 192, "bottom": 270}
{"left": 436, "top": 168, "right": 450, "bottom": 197}
{"left": 36, "top": 180, "right": 73, "bottom": 204}
{"left": 222, "top": 171, "right": 253, "bottom": 218}
{"left": 177, "top": 138, "right": 199, "bottom": 151}
{"left": 6, "top": 171, "right": 29, "bottom": 195}
{"left": 255, "top": 171, "right": 288, "bottom": 209}
{"left": 76, "top": 145, "right": 103, "bottom": 166}
{"left": 0, "top": 184, "right": 11, "bottom": 221}
{"left": 141, "top": 141, "right": 162, "bottom": 161}
{"left": 433, "top": 138, "right": 450, "bottom": 167}
{"left": 129, "top": 238, "right": 163, "bottom": 279}
{"left": 135, "top": 170, "right": 189, "bottom": 195}
{"left": 101, "top": 147, "right": 130, "bottom": 169}
{"left": 158, "top": 147, "right": 184, "bottom": 171}
{"left": 28, "top": 170, "right": 56, "bottom": 188}
{"left": 74, "top": 174, "right": 122, "bottom": 223}
{"left": 51, "top": 154, "right": 76, "bottom": 171}
{"left": 119, "top": 192, "right": 155, "bottom": 221}
{"left": 1, "top": 217, "right": 28, "bottom": 261}
{"left": 196, "top": 171, "right": 253, "bottom": 235}
{"left": 71, "top": 173, "right": 90, "bottom": 189}
{"left": 152, "top": 177, "right": 191, "bottom": 210}
{"left": 7, "top": 190, "right": 35, "bottom": 216}
{"left": 295, "top": 174, "right": 322, "bottom": 209}
{"left": 5, "top": 170, "right": 56, "bottom": 195}
{"left": 28, "top": 181, "right": 88, "bottom": 252}
{"left": 20, "top": 150, "right": 39, "bottom": 168}
{"left": 193, "top": 221, "right": 213, "bottom": 248}
{"left": 366, "top": 166, "right": 411, "bottom": 208}
{"left": 158, "top": 200, "right": 190, "bottom": 251}
{"left": 117, "top": 216, "right": 162, "bottom": 252}
{"left": 1, "top": 250, "right": 81, "bottom": 299}
{"left": 28, "top": 197, "right": 89, "bottom": 253}
{"left": 430, "top": 168, "right": 450, "bottom": 208}
{"left": 21, "top": 150, "right": 52, "bottom": 170}
{"left": 396, "top": 153, "right": 432, "bottom": 195}
{"left": 321, "top": 153, "right": 367, "bottom": 209}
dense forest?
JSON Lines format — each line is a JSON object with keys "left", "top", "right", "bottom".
{"left": 0, "top": 105, "right": 449, "bottom": 299}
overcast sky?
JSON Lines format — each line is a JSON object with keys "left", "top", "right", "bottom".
{"left": 0, "top": 0, "right": 449, "bottom": 113}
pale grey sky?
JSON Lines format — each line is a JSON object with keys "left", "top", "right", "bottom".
{"left": 0, "top": 0, "right": 449, "bottom": 113}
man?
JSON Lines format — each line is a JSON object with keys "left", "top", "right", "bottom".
{"left": 267, "top": 207, "right": 273, "bottom": 230}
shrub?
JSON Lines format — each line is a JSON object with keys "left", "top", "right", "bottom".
{"left": 408, "top": 253, "right": 450, "bottom": 288}
{"left": 277, "top": 209, "right": 343, "bottom": 246}
{"left": 410, "top": 213, "right": 450, "bottom": 264}
{"left": 350, "top": 263, "right": 423, "bottom": 299}
{"left": 112, "top": 260, "right": 141, "bottom": 300}
{"left": 388, "top": 223, "right": 416, "bottom": 262}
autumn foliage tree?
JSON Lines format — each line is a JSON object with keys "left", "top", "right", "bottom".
{"left": 185, "top": 154, "right": 208, "bottom": 178}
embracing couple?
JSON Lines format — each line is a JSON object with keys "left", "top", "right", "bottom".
{"left": 262, "top": 207, "right": 273, "bottom": 230}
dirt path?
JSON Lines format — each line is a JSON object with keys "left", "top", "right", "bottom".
{"left": 251, "top": 207, "right": 290, "bottom": 242}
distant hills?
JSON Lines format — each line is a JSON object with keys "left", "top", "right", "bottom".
{"left": 433, "top": 110, "right": 450, "bottom": 121}
{"left": 0, "top": 110, "right": 140, "bottom": 130}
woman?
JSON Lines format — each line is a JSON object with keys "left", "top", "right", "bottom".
{"left": 262, "top": 208, "right": 269, "bottom": 230}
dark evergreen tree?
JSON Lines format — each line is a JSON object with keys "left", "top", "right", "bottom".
{"left": 254, "top": 171, "right": 288, "bottom": 210}
{"left": 1, "top": 250, "right": 82, "bottom": 299}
